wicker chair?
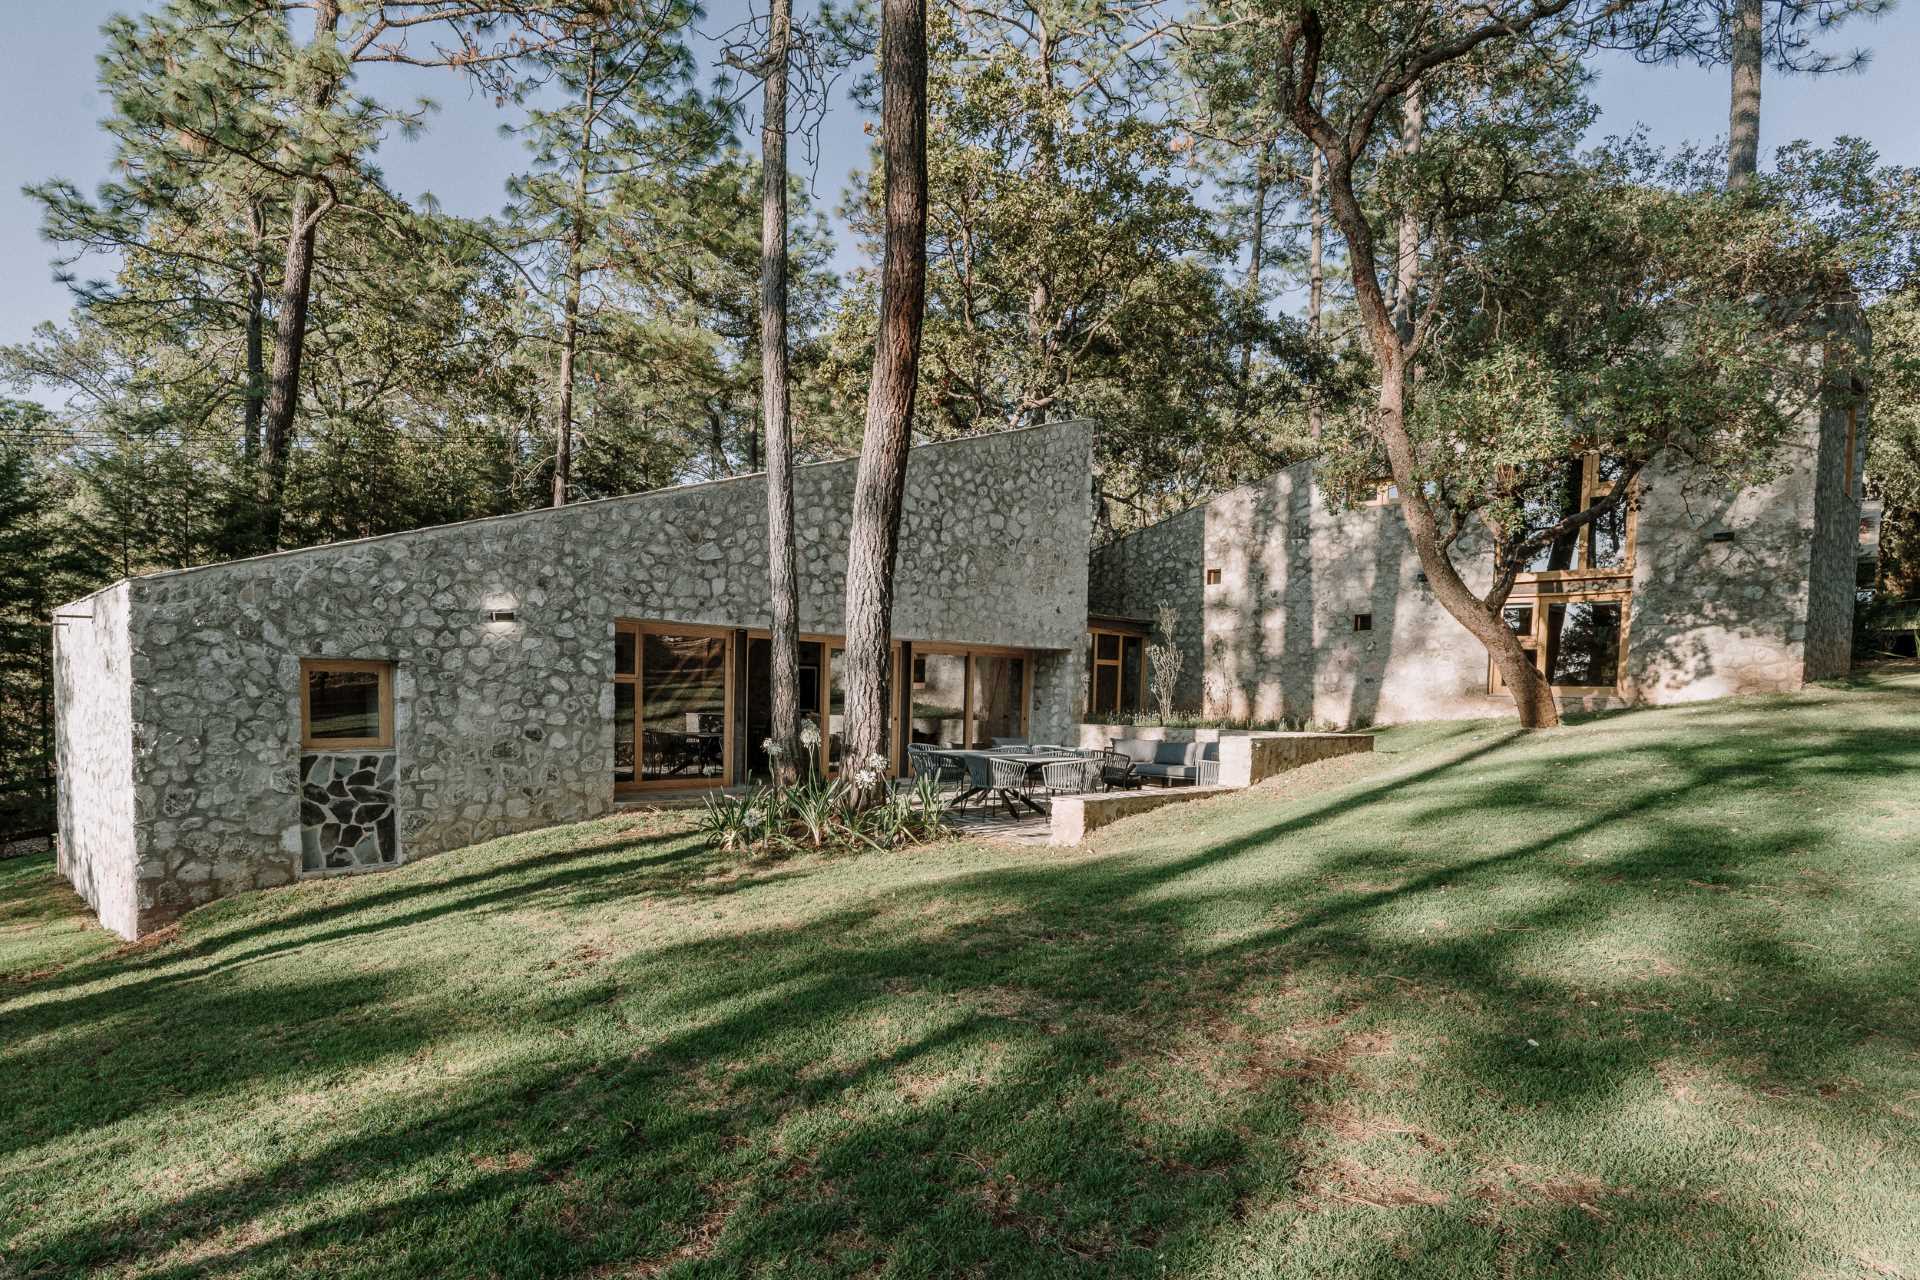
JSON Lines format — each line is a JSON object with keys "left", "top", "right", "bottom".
{"left": 1096, "top": 747, "right": 1138, "bottom": 790}
{"left": 962, "top": 751, "right": 1035, "bottom": 816}
{"left": 1039, "top": 755, "right": 1101, "bottom": 796}
{"left": 907, "top": 743, "right": 967, "bottom": 794}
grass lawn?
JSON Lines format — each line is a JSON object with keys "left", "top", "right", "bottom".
{"left": 3, "top": 673, "right": 1919, "bottom": 1279}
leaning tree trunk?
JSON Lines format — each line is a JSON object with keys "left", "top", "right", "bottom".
{"left": 761, "top": 0, "right": 804, "bottom": 785}
{"left": 1299, "top": 120, "right": 1561, "bottom": 728}
{"left": 840, "top": 0, "right": 929, "bottom": 801}
{"left": 1728, "top": 0, "right": 1763, "bottom": 188}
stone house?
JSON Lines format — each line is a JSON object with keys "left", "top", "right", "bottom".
{"left": 53, "top": 421, "right": 1092, "bottom": 939}
{"left": 1089, "top": 385, "right": 1868, "bottom": 727}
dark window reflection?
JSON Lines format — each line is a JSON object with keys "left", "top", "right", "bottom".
{"left": 1544, "top": 601, "right": 1622, "bottom": 688}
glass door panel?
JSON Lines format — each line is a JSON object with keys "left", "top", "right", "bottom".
{"left": 970, "top": 654, "right": 1027, "bottom": 746}
{"left": 613, "top": 683, "right": 636, "bottom": 784}
{"left": 744, "top": 637, "right": 822, "bottom": 780}
{"left": 639, "top": 631, "right": 729, "bottom": 784}
{"left": 909, "top": 652, "right": 968, "bottom": 748}
{"left": 1120, "top": 637, "right": 1143, "bottom": 714}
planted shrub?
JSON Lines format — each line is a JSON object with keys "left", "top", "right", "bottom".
{"left": 694, "top": 770, "right": 950, "bottom": 855}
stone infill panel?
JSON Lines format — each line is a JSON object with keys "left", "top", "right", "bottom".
{"left": 299, "top": 752, "right": 398, "bottom": 874}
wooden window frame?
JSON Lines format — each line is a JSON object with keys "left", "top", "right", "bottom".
{"left": 741, "top": 631, "right": 905, "bottom": 778}
{"left": 1085, "top": 624, "right": 1148, "bottom": 718}
{"left": 615, "top": 620, "right": 736, "bottom": 794}
{"left": 1489, "top": 589, "right": 1631, "bottom": 696}
{"left": 1518, "top": 453, "right": 1637, "bottom": 583}
{"left": 910, "top": 642, "right": 1035, "bottom": 748}
{"left": 300, "top": 659, "right": 395, "bottom": 751}
{"left": 1204, "top": 567, "right": 1222, "bottom": 586}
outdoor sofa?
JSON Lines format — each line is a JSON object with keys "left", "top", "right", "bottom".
{"left": 1110, "top": 739, "right": 1221, "bottom": 787}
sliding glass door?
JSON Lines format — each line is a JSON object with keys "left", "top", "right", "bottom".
{"left": 907, "top": 646, "right": 1032, "bottom": 749}
{"left": 614, "top": 622, "right": 734, "bottom": 791}
{"left": 742, "top": 635, "right": 901, "bottom": 780}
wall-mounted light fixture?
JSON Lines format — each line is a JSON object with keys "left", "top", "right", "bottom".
{"left": 484, "top": 608, "right": 518, "bottom": 624}
{"left": 1709, "top": 530, "right": 1737, "bottom": 544}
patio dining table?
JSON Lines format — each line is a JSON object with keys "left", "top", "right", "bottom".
{"left": 942, "top": 749, "right": 1069, "bottom": 817}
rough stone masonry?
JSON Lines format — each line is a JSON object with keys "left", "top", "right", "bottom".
{"left": 54, "top": 421, "right": 1094, "bottom": 939}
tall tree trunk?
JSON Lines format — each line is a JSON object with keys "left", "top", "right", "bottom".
{"left": 553, "top": 43, "right": 599, "bottom": 508}
{"left": 1306, "top": 136, "right": 1326, "bottom": 439}
{"left": 552, "top": 252, "right": 581, "bottom": 507}
{"left": 1298, "top": 120, "right": 1561, "bottom": 727}
{"left": 841, "top": 0, "right": 929, "bottom": 799}
{"left": 257, "top": 0, "right": 339, "bottom": 552}
{"left": 243, "top": 199, "right": 265, "bottom": 462}
{"left": 761, "top": 0, "right": 803, "bottom": 785}
{"left": 259, "top": 182, "right": 320, "bottom": 551}
{"left": 1728, "top": 0, "right": 1763, "bottom": 188}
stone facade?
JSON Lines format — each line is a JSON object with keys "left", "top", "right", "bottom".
{"left": 54, "top": 421, "right": 1093, "bottom": 938}
{"left": 1091, "top": 384, "right": 1865, "bottom": 727}
{"left": 53, "top": 582, "right": 138, "bottom": 940}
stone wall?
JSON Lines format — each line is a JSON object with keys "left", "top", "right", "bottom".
{"left": 1087, "top": 507, "right": 1205, "bottom": 709}
{"left": 1091, "top": 394, "right": 1849, "bottom": 726}
{"left": 60, "top": 420, "right": 1093, "bottom": 937}
{"left": 52, "top": 582, "right": 138, "bottom": 939}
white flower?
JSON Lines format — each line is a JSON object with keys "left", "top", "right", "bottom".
{"left": 865, "top": 752, "right": 889, "bottom": 771}
{"left": 799, "top": 721, "right": 821, "bottom": 748}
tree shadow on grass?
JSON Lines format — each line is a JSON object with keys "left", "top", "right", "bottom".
{"left": 5, "top": 688, "right": 1920, "bottom": 1277}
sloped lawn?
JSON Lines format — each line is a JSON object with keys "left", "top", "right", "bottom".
{"left": 3, "top": 673, "right": 1918, "bottom": 1279}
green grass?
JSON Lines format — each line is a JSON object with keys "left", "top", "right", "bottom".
{"left": 4, "top": 674, "right": 1919, "bottom": 1279}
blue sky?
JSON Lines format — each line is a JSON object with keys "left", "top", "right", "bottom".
{"left": 2, "top": 1, "right": 1915, "bottom": 353}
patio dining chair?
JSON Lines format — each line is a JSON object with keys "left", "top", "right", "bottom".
{"left": 907, "top": 743, "right": 967, "bottom": 795}
{"left": 1039, "top": 755, "right": 1101, "bottom": 796}
{"left": 961, "top": 751, "right": 1035, "bottom": 816}
{"left": 1096, "top": 747, "right": 1139, "bottom": 791}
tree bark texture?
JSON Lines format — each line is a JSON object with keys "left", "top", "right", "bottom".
{"left": 259, "top": 181, "right": 320, "bottom": 551}
{"left": 761, "top": 0, "right": 803, "bottom": 785}
{"left": 841, "top": 0, "right": 929, "bottom": 795}
{"left": 552, "top": 39, "right": 600, "bottom": 509}
{"left": 1728, "top": 0, "right": 1763, "bottom": 187}
{"left": 257, "top": 0, "right": 339, "bottom": 551}
{"left": 244, "top": 199, "right": 265, "bottom": 462}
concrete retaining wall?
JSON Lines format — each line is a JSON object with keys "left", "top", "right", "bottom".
{"left": 1045, "top": 724, "right": 1375, "bottom": 844}
{"left": 1073, "top": 724, "right": 1373, "bottom": 787}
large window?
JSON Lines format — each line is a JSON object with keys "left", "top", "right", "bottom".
{"left": 614, "top": 622, "right": 733, "bottom": 790}
{"left": 742, "top": 636, "right": 900, "bottom": 780}
{"left": 1523, "top": 453, "right": 1634, "bottom": 575}
{"left": 301, "top": 660, "right": 393, "bottom": 750}
{"left": 909, "top": 651, "right": 969, "bottom": 748}
{"left": 1084, "top": 625, "right": 1145, "bottom": 717}
{"left": 1491, "top": 593, "right": 1628, "bottom": 694}
{"left": 907, "top": 646, "right": 1030, "bottom": 749}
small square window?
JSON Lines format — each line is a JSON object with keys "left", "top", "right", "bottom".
{"left": 1353, "top": 613, "right": 1373, "bottom": 632}
{"left": 1205, "top": 568, "right": 1222, "bottom": 586}
{"left": 301, "top": 660, "right": 393, "bottom": 749}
